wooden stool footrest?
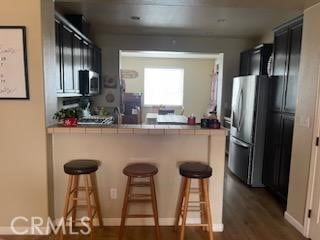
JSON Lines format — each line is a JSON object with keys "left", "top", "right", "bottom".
{"left": 71, "top": 186, "right": 93, "bottom": 193}
{"left": 127, "top": 214, "right": 154, "bottom": 218}
{"left": 128, "top": 199, "right": 152, "bottom": 203}
{"left": 130, "top": 182, "right": 151, "bottom": 187}
{"left": 129, "top": 193, "right": 151, "bottom": 198}
{"left": 183, "top": 223, "right": 210, "bottom": 227}
{"left": 188, "top": 201, "right": 207, "bottom": 204}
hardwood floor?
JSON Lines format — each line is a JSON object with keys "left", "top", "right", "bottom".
{"left": 0, "top": 171, "right": 306, "bottom": 240}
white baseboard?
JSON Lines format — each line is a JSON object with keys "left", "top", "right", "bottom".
{"left": 0, "top": 227, "right": 50, "bottom": 235}
{"left": 101, "top": 218, "right": 224, "bottom": 232}
{"left": 284, "top": 211, "right": 304, "bottom": 234}
{"left": 0, "top": 217, "right": 223, "bottom": 235}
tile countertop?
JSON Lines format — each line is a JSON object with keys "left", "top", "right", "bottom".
{"left": 47, "top": 124, "right": 226, "bottom": 136}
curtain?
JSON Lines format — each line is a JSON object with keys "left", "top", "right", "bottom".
{"left": 207, "top": 65, "right": 219, "bottom": 115}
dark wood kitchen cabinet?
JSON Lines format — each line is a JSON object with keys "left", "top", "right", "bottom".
{"left": 61, "top": 25, "right": 74, "bottom": 93}
{"left": 72, "top": 34, "right": 82, "bottom": 93}
{"left": 82, "top": 40, "right": 90, "bottom": 70}
{"left": 239, "top": 44, "right": 273, "bottom": 76}
{"left": 92, "top": 46, "right": 102, "bottom": 74}
{"left": 263, "top": 16, "right": 303, "bottom": 202}
{"left": 55, "top": 12, "right": 102, "bottom": 97}
{"left": 239, "top": 50, "right": 251, "bottom": 76}
{"left": 263, "top": 113, "right": 294, "bottom": 198}
{"left": 55, "top": 19, "right": 63, "bottom": 93}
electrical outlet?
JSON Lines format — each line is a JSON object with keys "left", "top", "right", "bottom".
{"left": 110, "top": 188, "right": 117, "bottom": 200}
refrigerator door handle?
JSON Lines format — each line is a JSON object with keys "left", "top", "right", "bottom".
{"left": 231, "top": 137, "right": 250, "bottom": 148}
{"left": 232, "top": 110, "right": 238, "bottom": 129}
{"left": 238, "top": 89, "right": 244, "bottom": 130}
{"left": 232, "top": 89, "right": 243, "bottom": 130}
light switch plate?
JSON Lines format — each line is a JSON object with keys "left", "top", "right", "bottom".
{"left": 299, "top": 116, "right": 310, "bottom": 128}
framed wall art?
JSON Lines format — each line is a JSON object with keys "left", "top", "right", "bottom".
{"left": 0, "top": 26, "right": 29, "bottom": 99}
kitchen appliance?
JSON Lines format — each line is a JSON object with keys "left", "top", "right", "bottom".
{"left": 79, "top": 70, "right": 100, "bottom": 96}
{"left": 201, "top": 118, "right": 221, "bottom": 129}
{"left": 228, "top": 75, "right": 270, "bottom": 187}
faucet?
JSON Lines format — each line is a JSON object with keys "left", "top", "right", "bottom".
{"left": 113, "top": 107, "right": 122, "bottom": 125}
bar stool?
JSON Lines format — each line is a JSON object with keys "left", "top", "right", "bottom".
{"left": 175, "top": 162, "right": 214, "bottom": 240}
{"left": 61, "top": 159, "right": 103, "bottom": 240}
{"left": 119, "top": 163, "right": 160, "bottom": 240}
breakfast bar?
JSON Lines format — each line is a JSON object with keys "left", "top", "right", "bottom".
{"left": 47, "top": 124, "right": 226, "bottom": 231}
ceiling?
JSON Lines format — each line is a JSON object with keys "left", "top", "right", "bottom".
{"left": 55, "top": 0, "right": 320, "bottom": 38}
{"left": 120, "top": 51, "right": 220, "bottom": 59}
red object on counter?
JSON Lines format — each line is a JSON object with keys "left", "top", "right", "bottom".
{"left": 63, "top": 117, "right": 78, "bottom": 127}
{"left": 187, "top": 116, "right": 196, "bottom": 125}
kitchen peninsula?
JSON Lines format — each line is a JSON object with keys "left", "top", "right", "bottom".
{"left": 47, "top": 124, "right": 226, "bottom": 231}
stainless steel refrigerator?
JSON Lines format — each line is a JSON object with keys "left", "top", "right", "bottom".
{"left": 228, "top": 75, "right": 270, "bottom": 187}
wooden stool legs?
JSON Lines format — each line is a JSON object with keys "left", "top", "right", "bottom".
{"left": 119, "top": 175, "right": 160, "bottom": 240}
{"left": 61, "top": 172, "right": 103, "bottom": 240}
{"left": 175, "top": 177, "right": 214, "bottom": 240}
{"left": 150, "top": 176, "right": 161, "bottom": 239}
{"left": 119, "top": 177, "right": 132, "bottom": 240}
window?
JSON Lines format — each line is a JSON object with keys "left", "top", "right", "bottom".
{"left": 144, "top": 68, "right": 184, "bottom": 106}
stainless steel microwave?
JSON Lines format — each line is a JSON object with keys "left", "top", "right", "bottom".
{"left": 79, "top": 70, "right": 100, "bottom": 96}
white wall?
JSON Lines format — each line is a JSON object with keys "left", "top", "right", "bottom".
{"left": 0, "top": 0, "right": 54, "bottom": 230}
{"left": 93, "top": 34, "right": 255, "bottom": 120}
{"left": 286, "top": 3, "right": 320, "bottom": 227}
{"left": 259, "top": 30, "right": 274, "bottom": 44}
{"left": 42, "top": 0, "right": 57, "bottom": 127}
{"left": 121, "top": 56, "right": 215, "bottom": 121}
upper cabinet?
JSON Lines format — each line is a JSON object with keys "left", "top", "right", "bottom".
{"left": 239, "top": 44, "right": 273, "bottom": 76}
{"left": 55, "top": 19, "right": 63, "bottom": 93}
{"left": 72, "top": 34, "right": 82, "bottom": 93}
{"left": 284, "top": 22, "right": 303, "bottom": 113}
{"left": 61, "top": 25, "right": 74, "bottom": 93}
{"left": 270, "top": 17, "right": 303, "bottom": 114}
{"left": 55, "top": 13, "right": 102, "bottom": 97}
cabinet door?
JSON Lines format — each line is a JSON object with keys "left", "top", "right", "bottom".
{"left": 72, "top": 34, "right": 82, "bottom": 93}
{"left": 88, "top": 44, "right": 93, "bottom": 70}
{"left": 82, "top": 41, "right": 90, "bottom": 70}
{"left": 263, "top": 113, "right": 283, "bottom": 189}
{"left": 92, "top": 46, "right": 102, "bottom": 74}
{"left": 239, "top": 50, "right": 251, "bottom": 76}
{"left": 283, "top": 23, "right": 303, "bottom": 113}
{"left": 270, "top": 28, "right": 289, "bottom": 112}
{"left": 249, "top": 49, "right": 261, "bottom": 76}
{"left": 278, "top": 115, "right": 294, "bottom": 200}
{"left": 62, "top": 25, "right": 74, "bottom": 93}
{"left": 55, "top": 20, "right": 63, "bottom": 93}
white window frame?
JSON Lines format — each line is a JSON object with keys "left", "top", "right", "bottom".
{"left": 143, "top": 68, "right": 184, "bottom": 107}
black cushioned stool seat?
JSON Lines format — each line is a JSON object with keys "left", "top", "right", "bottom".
{"left": 179, "top": 162, "right": 212, "bottom": 179}
{"left": 123, "top": 163, "right": 158, "bottom": 177}
{"left": 64, "top": 159, "right": 99, "bottom": 175}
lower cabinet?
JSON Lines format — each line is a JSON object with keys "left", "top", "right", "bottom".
{"left": 263, "top": 112, "right": 294, "bottom": 202}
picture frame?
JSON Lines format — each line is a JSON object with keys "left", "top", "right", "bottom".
{"left": 0, "top": 26, "right": 29, "bottom": 99}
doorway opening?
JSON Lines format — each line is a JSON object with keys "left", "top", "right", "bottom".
{"left": 119, "top": 50, "right": 224, "bottom": 125}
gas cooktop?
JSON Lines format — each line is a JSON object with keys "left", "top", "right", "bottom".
{"left": 78, "top": 116, "right": 114, "bottom": 125}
